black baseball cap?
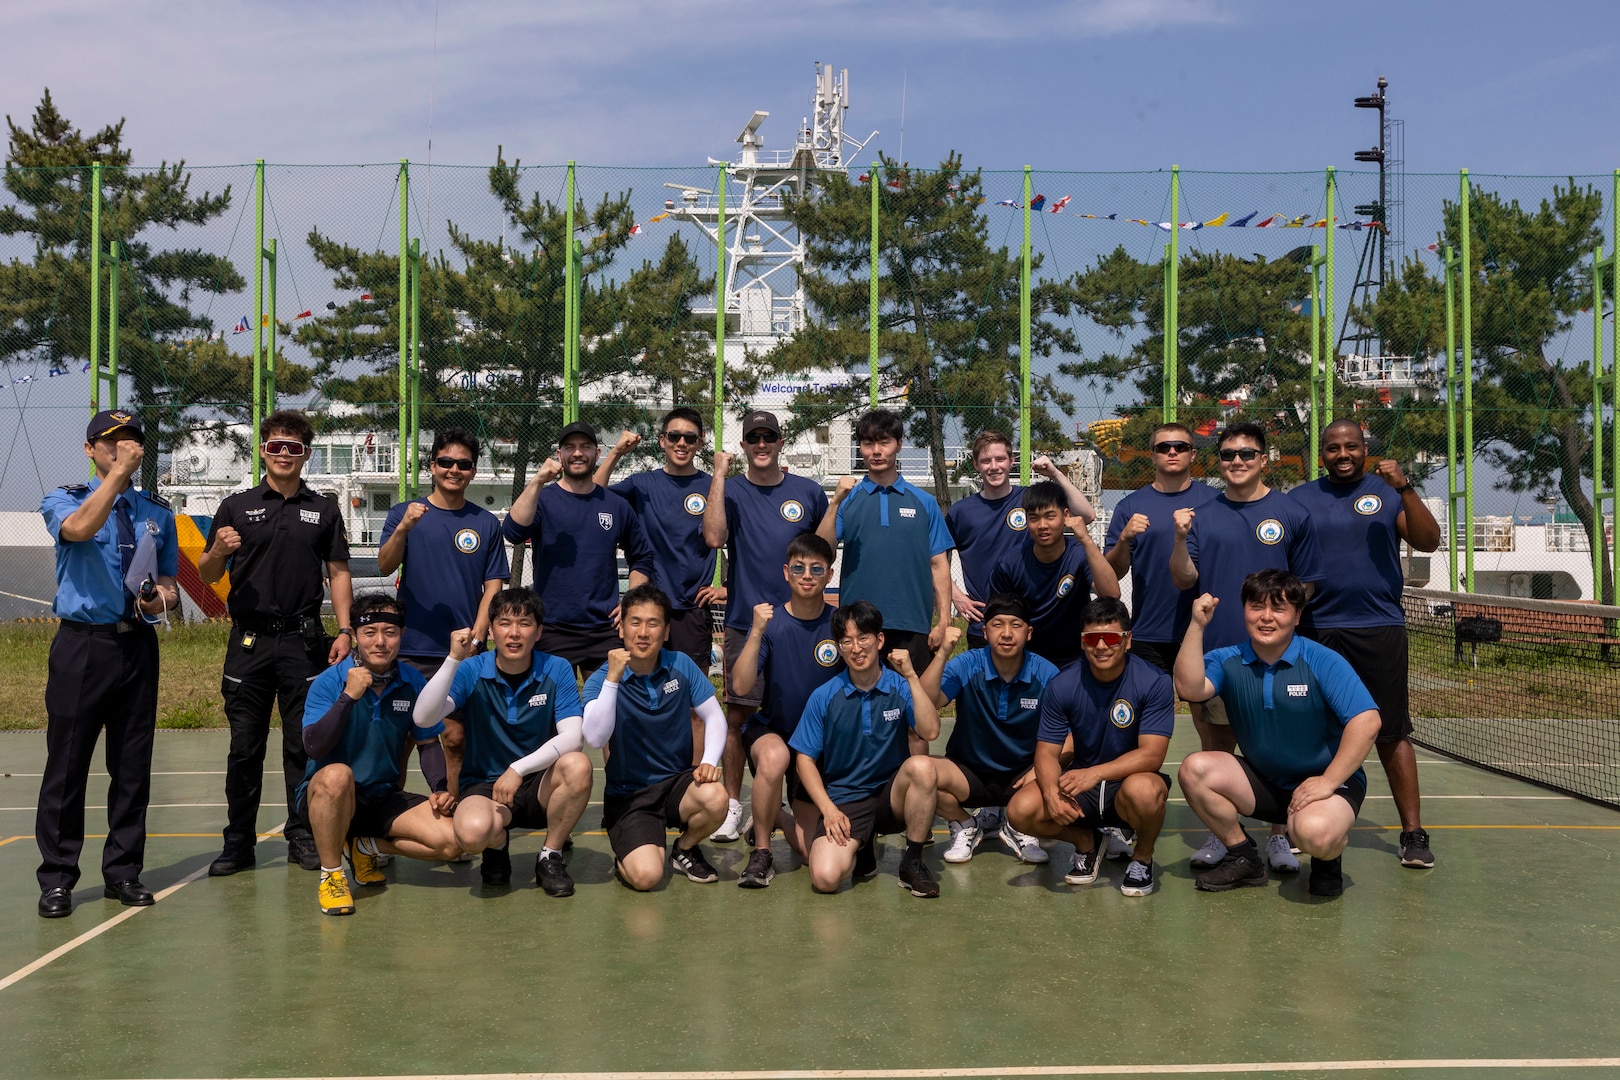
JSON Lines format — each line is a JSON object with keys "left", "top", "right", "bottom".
{"left": 741, "top": 410, "right": 781, "bottom": 437}
{"left": 557, "top": 421, "right": 598, "bottom": 445}
{"left": 87, "top": 408, "right": 143, "bottom": 442}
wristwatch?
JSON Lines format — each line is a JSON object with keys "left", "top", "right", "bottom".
{"left": 1394, "top": 482, "right": 1413, "bottom": 493}
{"left": 337, "top": 627, "right": 354, "bottom": 638}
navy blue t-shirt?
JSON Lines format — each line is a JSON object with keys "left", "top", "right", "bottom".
{"left": 722, "top": 473, "right": 828, "bottom": 632}
{"left": 988, "top": 537, "right": 1096, "bottom": 667}
{"left": 940, "top": 648, "right": 1061, "bottom": 778}
{"left": 1036, "top": 653, "right": 1176, "bottom": 769}
{"left": 297, "top": 659, "right": 438, "bottom": 804}
{"left": 790, "top": 668, "right": 916, "bottom": 805}
{"left": 1287, "top": 475, "right": 1406, "bottom": 629}
{"left": 749, "top": 603, "right": 845, "bottom": 738}
{"left": 583, "top": 649, "right": 716, "bottom": 798}
{"left": 609, "top": 469, "right": 717, "bottom": 611}
{"left": 835, "top": 475, "right": 954, "bottom": 635}
{"left": 447, "top": 651, "right": 584, "bottom": 788}
{"left": 1104, "top": 481, "right": 1221, "bottom": 643}
{"left": 502, "top": 484, "right": 655, "bottom": 632}
{"left": 945, "top": 486, "right": 1028, "bottom": 637}
{"left": 379, "top": 499, "right": 511, "bottom": 658}
{"left": 1183, "top": 490, "right": 1323, "bottom": 650}
{"left": 1204, "top": 635, "right": 1376, "bottom": 791}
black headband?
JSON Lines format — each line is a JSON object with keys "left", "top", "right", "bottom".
{"left": 354, "top": 610, "right": 405, "bottom": 628}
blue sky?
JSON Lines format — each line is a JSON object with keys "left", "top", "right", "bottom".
{"left": 1, "top": 0, "right": 1617, "bottom": 517}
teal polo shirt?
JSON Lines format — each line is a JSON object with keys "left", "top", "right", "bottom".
{"left": 835, "top": 475, "right": 954, "bottom": 634}
{"left": 448, "top": 651, "right": 584, "bottom": 787}
{"left": 789, "top": 668, "right": 916, "bottom": 804}
{"left": 939, "top": 647, "right": 1060, "bottom": 779}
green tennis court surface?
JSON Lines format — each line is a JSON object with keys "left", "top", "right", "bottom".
{"left": 3, "top": 727, "right": 1618, "bottom": 1080}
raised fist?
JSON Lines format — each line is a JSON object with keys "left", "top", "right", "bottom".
{"left": 535, "top": 457, "right": 563, "bottom": 485}
{"left": 1373, "top": 459, "right": 1410, "bottom": 491}
{"left": 606, "top": 647, "right": 632, "bottom": 681}
{"left": 888, "top": 649, "right": 916, "bottom": 678}
{"left": 1190, "top": 593, "right": 1219, "bottom": 627}
{"left": 942, "top": 625, "right": 964, "bottom": 652}
{"left": 834, "top": 475, "right": 859, "bottom": 498}
{"left": 110, "top": 438, "right": 145, "bottom": 479}
{"left": 752, "top": 603, "right": 774, "bottom": 632}
{"left": 1031, "top": 455, "right": 1057, "bottom": 477}
{"left": 1120, "top": 513, "right": 1149, "bottom": 540}
{"left": 713, "top": 450, "right": 735, "bottom": 475}
{"left": 447, "top": 627, "right": 477, "bottom": 661}
{"left": 400, "top": 501, "right": 429, "bottom": 530}
{"left": 1173, "top": 507, "right": 1196, "bottom": 539}
{"left": 343, "top": 664, "right": 373, "bottom": 701}
{"left": 212, "top": 526, "right": 243, "bottom": 554}
{"left": 616, "top": 430, "right": 643, "bottom": 454}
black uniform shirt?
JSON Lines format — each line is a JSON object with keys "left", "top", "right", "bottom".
{"left": 208, "top": 481, "right": 350, "bottom": 620}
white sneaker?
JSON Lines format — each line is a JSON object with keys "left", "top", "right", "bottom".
{"left": 998, "top": 821, "right": 1049, "bottom": 864}
{"left": 1266, "top": 833, "right": 1301, "bottom": 874}
{"left": 372, "top": 853, "right": 393, "bottom": 867}
{"left": 1190, "top": 833, "right": 1227, "bottom": 869}
{"left": 973, "top": 806, "right": 1003, "bottom": 833}
{"left": 943, "top": 820, "right": 981, "bottom": 864}
{"left": 1102, "top": 827, "right": 1134, "bottom": 861}
{"left": 712, "top": 799, "right": 745, "bottom": 843}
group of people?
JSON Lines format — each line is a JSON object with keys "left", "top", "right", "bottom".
{"left": 34, "top": 401, "right": 1439, "bottom": 918}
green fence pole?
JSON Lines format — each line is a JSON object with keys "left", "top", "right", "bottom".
{"left": 1594, "top": 239, "right": 1610, "bottom": 601}
{"left": 1162, "top": 166, "right": 1179, "bottom": 422}
{"left": 868, "top": 161, "right": 880, "bottom": 407}
{"left": 1612, "top": 169, "right": 1620, "bottom": 602}
{"left": 1020, "top": 165, "right": 1033, "bottom": 485}
{"left": 89, "top": 162, "right": 102, "bottom": 416}
{"left": 267, "top": 237, "right": 277, "bottom": 414}
{"left": 409, "top": 238, "right": 421, "bottom": 497}
{"left": 563, "top": 162, "right": 577, "bottom": 425}
{"left": 107, "top": 239, "right": 120, "bottom": 420}
{"left": 1460, "top": 169, "right": 1475, "bottom": 592}
{"left": 1323, "top": 166, "right": 1336, "bottom": 427}
{"left": 1308, "top": 244, "right": 1323, "bottom": 475}
{"left": 398, "top": 159, "right": 410, "bottom": 501}
{"left": 253, "top": 160, "right": 265, "bottom": 482}
{"left": 715, "top": 163, "right": 728, "bottom": 432}
{"left": 1443, "top": 245, "right": 1460, "bottom": 590}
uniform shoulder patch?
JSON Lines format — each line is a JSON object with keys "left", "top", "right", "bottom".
{"left": 144, "top": 492, "right": 173, "bottom": 510}
{"left": 58, "top": 483, "right": 90, "bottom": 494}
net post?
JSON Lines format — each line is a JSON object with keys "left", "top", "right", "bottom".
{"left": 398, "top": 158, "right": 410, "bottom": 501}
{"left": 1443, "top": 243, "right": 1461, "bottom": 591}
{"left": 267, "top": 237, "right": 277, "bottom": 414}
{"left": 90, "top": 161, "right": 102, "bottom": 417}
{"left": 868, "top": 160, "right": 879, "bottom": 407}
{"left": 1162, "top": 166, "right": 1179, "bottom": 423}
{"left": 715, "top": 161, "right": 728, "bottom": 428}
{"left": 1323, "top": 166, "right": 1336, "bottom": 426}
{"left": 1019, "top": 164, "right": 1032, "bottom": 486}
{"left": 107, "top": 239, "right": 120, "bottom": 407}
{"left": 563, "top": 161, "right": 578, "bottom": 425}
{"left": 1593, "top": 240, "right": 1611, "bottom": 604}
{"left": 1308, "top": 243, "right": 1324, "bottom": 476}
{"left": 409, "top": 237, "right": 421, "bottom": 497}
{"left": 1459, "top": 169, "right": 1475, "bottom": 592}
{"left": 253, "top": 160, "right": 265, "bottom": 483}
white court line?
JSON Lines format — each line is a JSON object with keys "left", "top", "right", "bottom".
{"left": 134, "top": 1058, "right": 1620, "bottom": 1078}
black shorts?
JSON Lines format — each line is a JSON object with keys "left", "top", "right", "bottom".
{"left": 601, "top": 770, "right": 695, "bottom": 861}
{"left": 1305, "top": 625, "right": 1412, "bottom": 743}
{"left": 722, "top": 626, "right": 763, "bottom": 708}
{"left": 1128, "top": 639, "right": 1177, "bottom": 675}
{"left": 541, "top": 624, "right": 621, "bottom": 680}
{"left": 667, "top": 607, "right": 715, "bottom": 671}
{"left": 812, "top": 779, "right": 905, "bottom": 849}
{"left": 881, "top": 628, "right": 935, "bottom": 675}
{"left": 459, "top": 775, "right": 549, "bottom": 830}
{"left": 298, "top": 787, "right": 426, "bottom": 840}
{"left": 1064, "top": 771, "right": 1171, "bottom": 830}
{"left": 1236, "top": 756, "right": 1366, "bottom": 823}
{"left": 742, "top": 719, "right": 803, "bottom": 803}
{"left": 946, "top": 757, "right": 1027, "bottom": 809}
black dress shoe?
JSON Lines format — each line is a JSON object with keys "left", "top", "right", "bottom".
{"left": 103, "top": 879, "right": 155, "bottom": 906}
{"left": 208, "top": 850, "right": 255, "bottom": 877}
{"left": 38, "top": 887, "right": 72, "bottom": 918}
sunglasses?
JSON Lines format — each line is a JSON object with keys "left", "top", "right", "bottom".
{"left": 788, "top": 562, "right": 829, "bottom": 578}
{"left": 433, "top": 456, "right": 476, "bottom": 471}
{"left": 1152, "top": 440, "right": 1193, "bottom": 455}
{"left": 662, "top": 430, "right": 701, "bottom": 445}
{"left": 1217, "top": 447, "right": 1262, "bottom": 462}
{"left": 263, "top": 439, "right": 307, "bottom": 458}
{"left": 1081, "top": 631, "right": 1126, "bottom": 649}
{"left": 744, "top": 431, "right": 780, "bottom": 446}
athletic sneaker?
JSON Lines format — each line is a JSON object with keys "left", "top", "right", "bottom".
{"left": 973, "top": 806, "right": 1003, "bottom": 834}
{"left": 998, "top": 821, "right": 1050, "bottom": 864}
{"left": 853, "top": 842, "right": 879, "bottom": 881}
{"left": 1399, "top": 828, "right": 1435, "bottom": 869}
{"left": 345, "top": 839, "right": 385, "bottom": 886}
{"left": 897, "top": 858, "right": 940, "bottom": 898}
{"left": 535, "top": 851, "right": 575, "bottom": 897}
{"left": 1064, "top": 845, "right": 1102, "bottom": 886}
{"left": 1308, "top": 855, "right": 1345, "bottom": 896}
{"left": 738, "top": 848, "right": 775, "bottom": 889}
{"left": 480, "top": 843, "right": 512, "bottom": 886}
{"left": 1102, "top": 827, "right": 1134, "bottom": 861}
{"left": 372, "top": 853, "right": 393, "bottom": 867}
{"left": 317, "top": 869, "right": 355, "bottom": 916}
{"left": 1266, "top": 834, "right": 1301, "bottom": 874}
{"left": 712, "top": 800, "right": 745, "bottom": 843}
{"left": 1190, "top": 833, "right": 1228, "bottom": 869}
{"left": 287, "top": 833, "right": 321, "bottom": 872}
{"left": 943, "top": 820, "right": 982, "bottom": 864}
{"left": 1119, "top": 859, "right": 1157, "bottom": 897}
{"left": 670, "top": 844, "right": 720, "bottom": 883}
{"left": 1194, "top": 847, "right": 1268, "bottom": 892}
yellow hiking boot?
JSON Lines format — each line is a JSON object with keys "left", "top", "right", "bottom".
{"left": 318, "top": 869, "right": 355, "bottom": 916}
{"left": 345, "top": 839, "right": 386, "bottom": 886}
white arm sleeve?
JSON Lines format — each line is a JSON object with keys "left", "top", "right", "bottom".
{"left": 413, "top": 656, "right": 462, "bottom": 729}
{"left": 508, "top": 715, "right": 583, "bottom": 777}
{"left": 582, "top": 682, "right": 620, "bottom": 748}
{"left": 694, "top": 696, "right": 727, "bottom": 768}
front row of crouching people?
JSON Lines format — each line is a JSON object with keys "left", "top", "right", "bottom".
{"left": 300, "top": 563, "right": 1377, "bottom": 914}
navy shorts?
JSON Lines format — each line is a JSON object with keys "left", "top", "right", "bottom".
{"left": 1236, "top": 756, "right": 1366, "bottom": 823}
{"left": 602, "top": 770, "right": 696, "bottom": 861}
{"left": 459, "top": 775, "right": 549, "bottom": 830}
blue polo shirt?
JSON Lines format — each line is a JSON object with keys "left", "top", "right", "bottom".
{"left": 722, "top": 473, "right": 828, "bottom": 631}
{"left": 988, "top": 537, "right": 1095, "bottom": 667}
{"left": 1037, "top": 654, "right": 1176, "bottom": 768}
{"left": 41, "top": 479, "right": 179, "bottom": 624}
{"left": 297, "top": 659, "right": 438, "bottom": 803}
{"left": 447, "top": 651, "right": 584, "bottom": 787}
{"left": 940, "top": 648, "right": 1061, "bottom": 779}
{"left": 502, "top": 484, "right": 654, "bottom": 632}
{"left": 1286, "top": 475, "right": 1406, "bottom": 629}
{"left": 835, "top": 475, "right": 954, "bottom": 635}
{"left": 1204, "top": 635, "right": 1376, "bottom": 791}
{"left": 1183, "top": 490, "right": 1323, "bottom": 650}
{"left": 583, "top": 649, "right": 716, "bottom": 798}
{"left": 945, "top": 485, "right": 1028, "bottom": 636}
{"left": 380, "top": 499, "right": 511, "bottom": 658}
{"left": 1104, "top": 481, "right": 1221, "bottom": 643}
{"left": 608, "top": 469, "right": 716, "bottom": 611}
{"left": 790, "top": 668, "right": 917, "bottom": 804}
{"left": 748, "top": 603, "right": 845, "bottom": 737}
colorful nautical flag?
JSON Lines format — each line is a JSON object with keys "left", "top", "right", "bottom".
{"left": 232, "top": 316, "right": 250, "bottom": 334}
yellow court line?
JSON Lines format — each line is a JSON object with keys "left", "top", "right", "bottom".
{"left": 0, "top": 836, "right": 22, "bottom": 847}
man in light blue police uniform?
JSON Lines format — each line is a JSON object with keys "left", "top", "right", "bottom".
{"left": 36, "top": 409, "right": 180, "bottom": 918}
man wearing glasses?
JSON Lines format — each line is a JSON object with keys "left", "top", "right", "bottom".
{"left": 703, "top": 409, "right": 829, "bottom": 844}
{"left": 1169, "top": 421, "right": 1323, "bottom": 873}
{"left": 503, "top": 421, "right": 654, "bottom": 681}
{"left": 590, "top": 408, "right": 723, "bottom": 674}
{"left": 200, "top": 410, "right": 352, "bottom": 876}
{"left": 379, "top": 427, "right": 511, "bottom": 796}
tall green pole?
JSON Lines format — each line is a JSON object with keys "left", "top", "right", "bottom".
{"left": 1459, "top": 170, "right": 1475, "bottom": 592}
{"left": 1162, "top": 166, "right": 1180, "bottom": 422}
{"left": 267, "top": 236, "right": 277, "bottom": 414}
{"left": 868, "top": 161, "right": 880, "bottom": 406}
{"left": 398, "top": 159, "right": 410, "bottom": 500}
{"left": 563, "top": 162, "right": 577, "bottom": 426}
{"left": 1611, "top": 170, "right": 1620, "bottom": 601}
{"left": 1323, "top": 166, "right": 1336, "bottom": 426}
{"left": 1308, "top": 245, "right": 1323, "bottom": 476}
{"left": 90, "top": 162, "right": 102, "bottom": 414}
{"left": 1593, "top": 237, "right": 1610, "bottom": 602}
{"left": 410, "top": 238, "right": 421, "bottom": 496}
{"left": 714, "top": 163, "right": 728, "bottom": 436}
{"left": 107, "top": 240, "right": 120, "bottom": 397}
{"left": 1443, "top": 245, "right": 1460, "bottom": 589}
{"left": 253, "top": 161, "right": 265, "bottom": 481}
{"left": 1019, "top": 165, "right": 1033, "bottom": 485}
